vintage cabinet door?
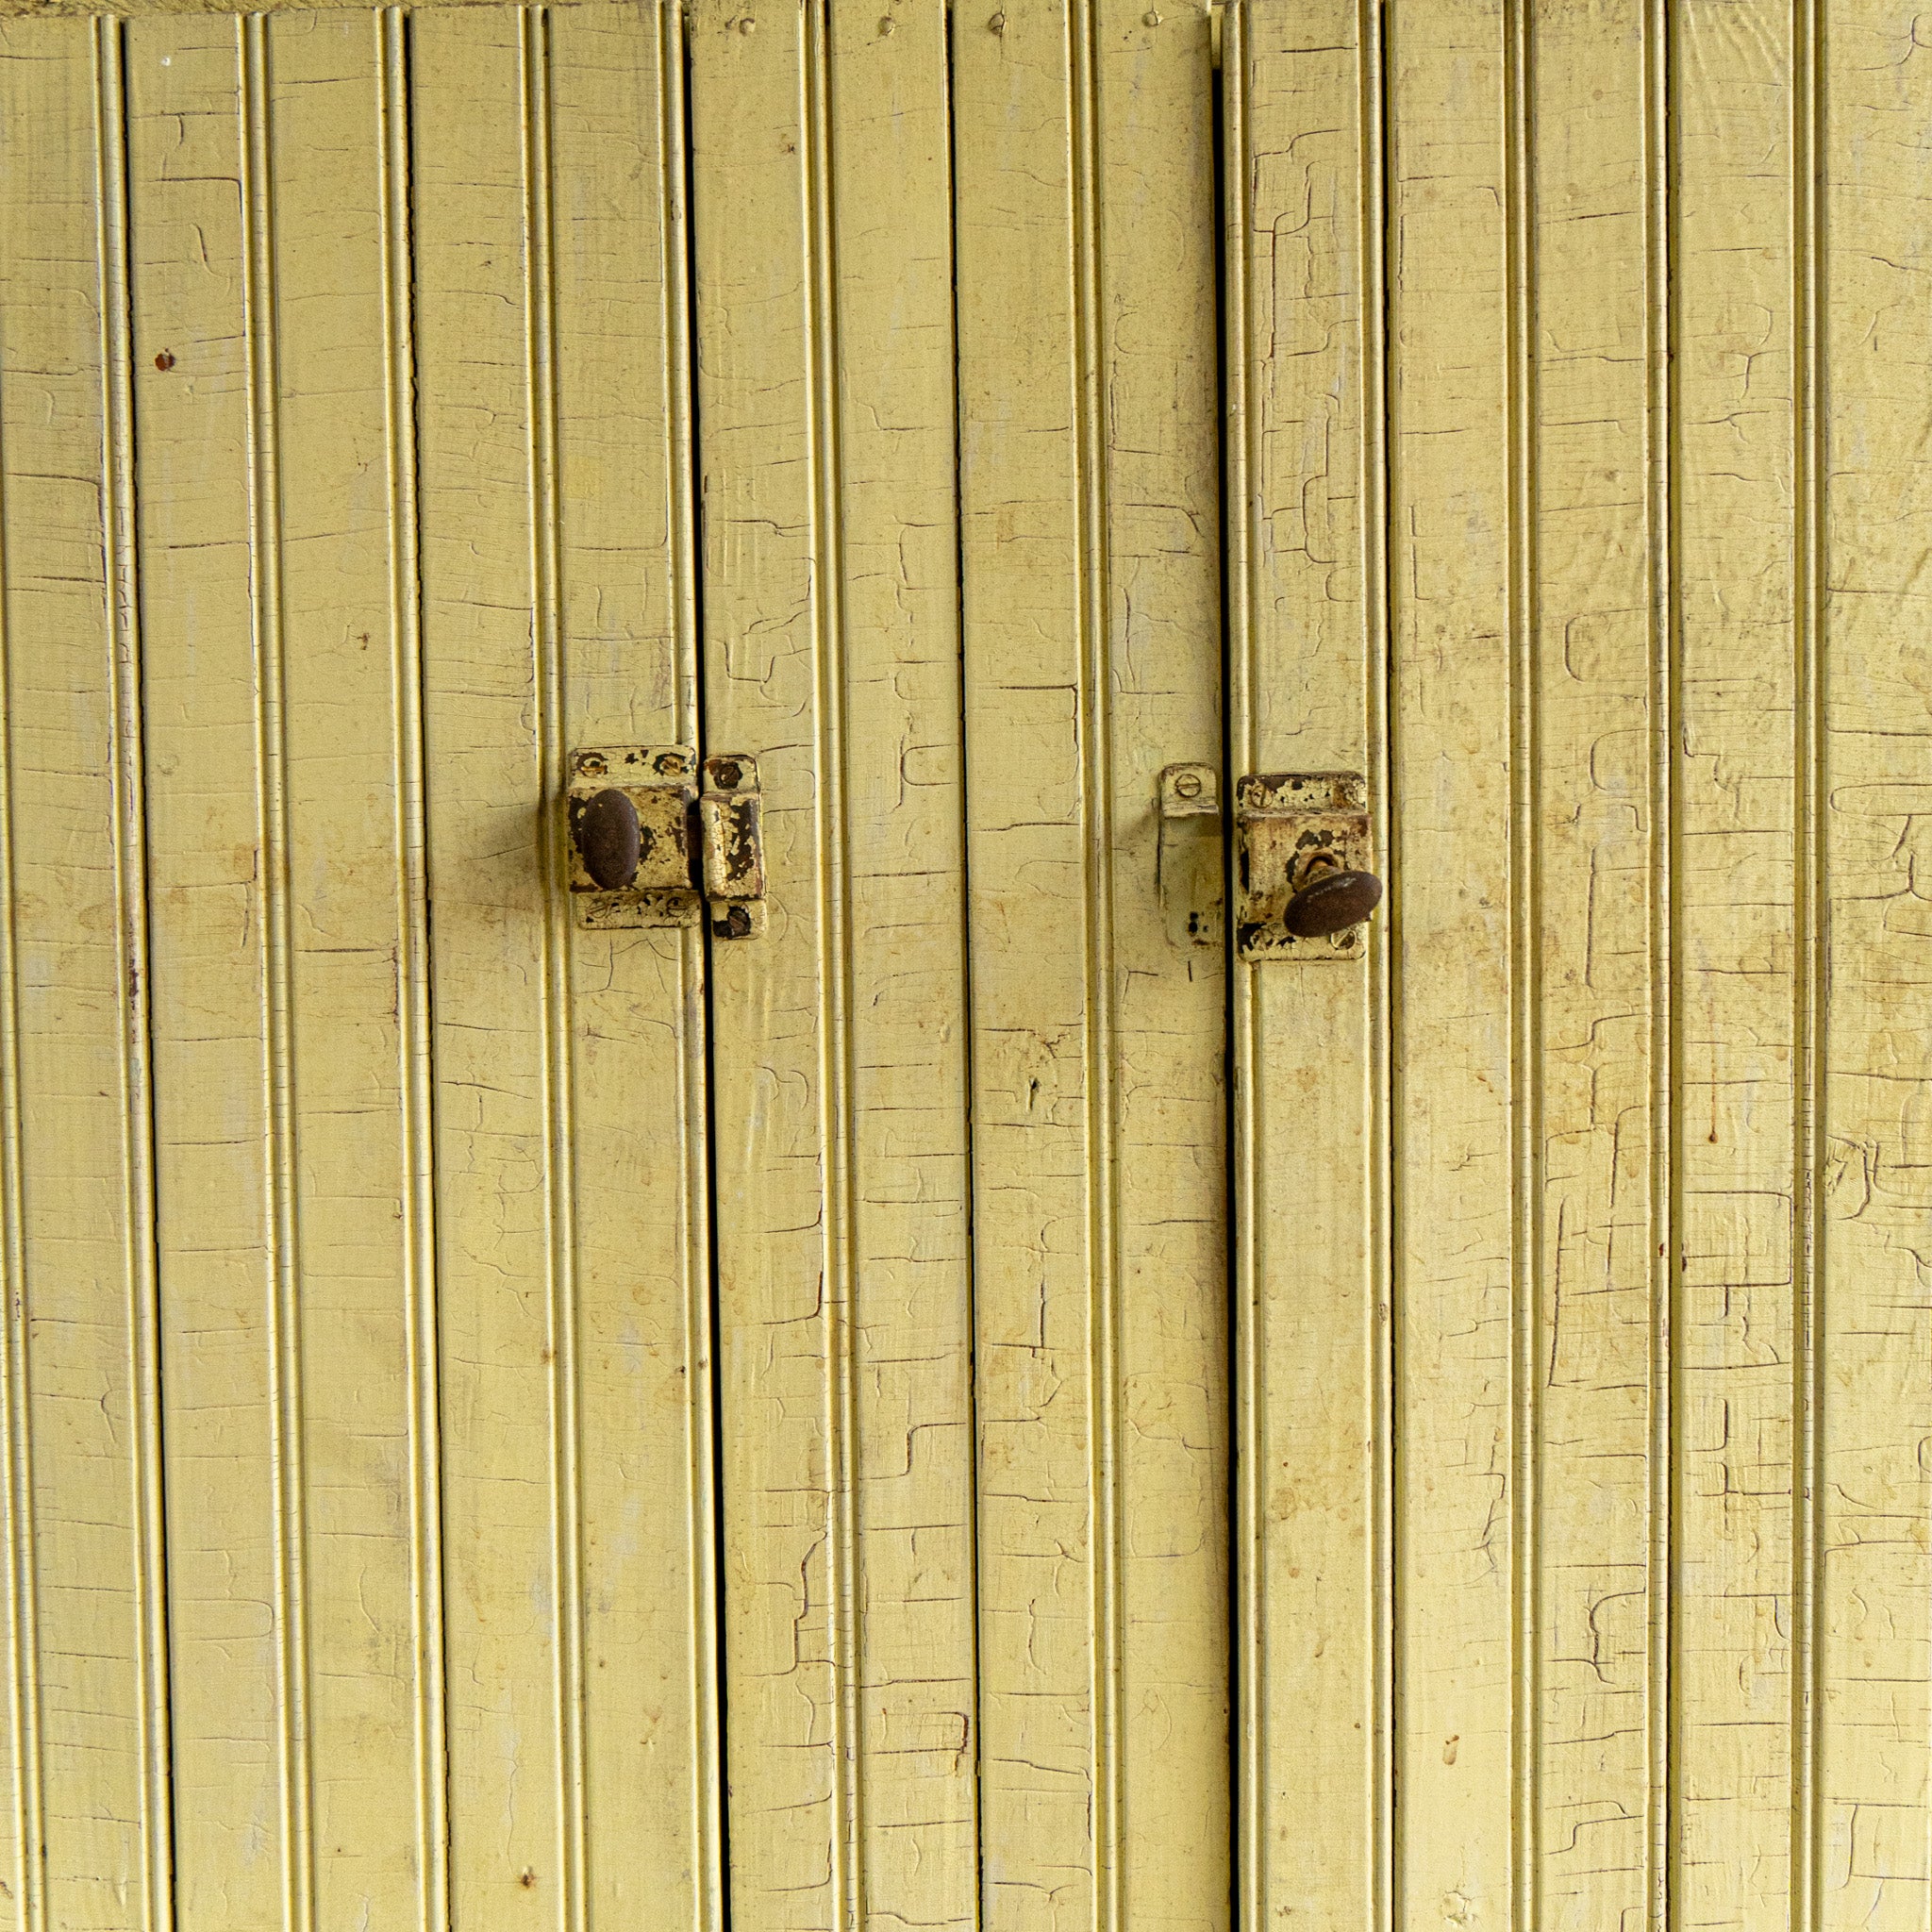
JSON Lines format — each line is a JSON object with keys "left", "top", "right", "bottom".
{"left": 1227, "top": 4, "right": 1932, "bottom": 1928}
{"left": 0, "top": 2, "right": 1927, "bottom": 1930}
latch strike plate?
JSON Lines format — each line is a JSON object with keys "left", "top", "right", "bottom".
{"left": 1158, "top": 762, "right": 1224, "bottom": 949}
{"left": 698, "top": 754, "right": 767, "bottom": 940}
{"left": 1235, "top": 771, "right": 1377, "bottom": 962}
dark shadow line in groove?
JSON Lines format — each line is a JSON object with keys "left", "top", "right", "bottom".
{"left": 1502, "top": 0, "right": 1544, "bottom": 1923}
{"left": 1789, "top": 0, "right": 1827, "bottom": 1923}
{"left": 1369, "top": 0, "right": 1396, "bottom": 1921}
{"left": 1646, "top": 0, "right": 1680, "bottom": 1923}
{"left": 801, "top": 8, "right": 865, "bottom": 1915}
{"left": 1209, "top": 28, "right": 1237, "bottom": 1924}
{"left": 93, "top": 18, "right": 178, "bottom": 1928}
{"left": 681, "top": 18, "right": 734, "bottom": 1926}
{"left": 386, "top": 10, "right": 453, "bottom": 1923}
{"left": 937, "top": 7, "right": 989, "bottom": 1926}
{"left": 658, "top": 7, "right": 727, "bottom": 1925}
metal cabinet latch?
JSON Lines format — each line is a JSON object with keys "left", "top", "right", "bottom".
{"left": 1158, "top": 762, "right": 1224, "bottom": 948}
{"left": 1234, "top": 771, "right": 1383, "bottom": 962}
{"left": 567, "top": 745, "right": 767, "bottom": 937}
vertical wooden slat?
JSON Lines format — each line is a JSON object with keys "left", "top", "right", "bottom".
{"left": 126, "top": 21, "right": 298, "bottom": 1926}
{"left": 520, "top": 18, "right": 591, "bottom": 1927}
{"left": 691, "top": 0, "right": 983, "bottom": 1914}
{"left": 1524, "top": 3, "right": 1660, "bottom": 1924}
{"left": 1790, "top": 0, "right": 1824, "bottom": 1921}
{"left": 822, "top": 3, "right": 978, "bottom": 1924}
{"left": 547, "top": 2, "right": 722, "bottom": 1920}
{"left": 0, "top": 21, "right": 142, "bottom": 1930}
{"left": 1226, "top": 3, "right": 1386, "bottom": 1923}
{"left": 375, "top": 10, "right": 447, "bottom": 1924}
{"left": 1384, "top": 2, "right": 1518, "bottom": 1922}
{"left": 237, "top": 23, "right": 317, "bottom": 1927}
{"left": 1819, "top": 4, "right": 1932, "bottom": 1924}
{"left": 1092, "top": 8, "right": 1228, "bottom": 1926}
{"left": 957, "top": 4, "right": 1227, "bottom": 1924}
{"left": 259, "top": 12, "right": 437, "bottom": 1926}
{"left": 412, "top": 10, "right": 570, "bottom": 1920}
{"left": 688, "top": 4, "right": 848, "bottom": 1917}
{"left": 1641, "top": 0, "right": 1675, "bottom": 1917}
{"left": 1672, "top": 6, "right": 1801, "bottom": 1922}
{"left": 954, "top": 6, "right": 1108, "bottom": 1909}
{"left": 98, "top": 21, "right": 174, "bottom": 1929}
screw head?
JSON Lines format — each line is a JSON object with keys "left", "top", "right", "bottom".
{"left": 713, "top": 905, "right": 753, "bottom": 941}
{"left": 1173, "top": 770, "right": 1203, "bottom": 800}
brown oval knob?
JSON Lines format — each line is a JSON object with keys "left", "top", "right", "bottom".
{"left": 575, "top": 787, "right": 642, "bottom": 891}
{"left": 1283, "top": 867, "right": 1383, "bottom": 938}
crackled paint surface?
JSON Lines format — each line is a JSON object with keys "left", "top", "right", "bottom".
{"left": 1228, "top": 1, "right": 1932, "bottom": 1928}
{"left": 0, "top": 2, "right": 1926, "bottom": 1929}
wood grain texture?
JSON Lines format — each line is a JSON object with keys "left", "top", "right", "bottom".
{"left": 251, "top": 14, "right": 440, "bottom": 1925}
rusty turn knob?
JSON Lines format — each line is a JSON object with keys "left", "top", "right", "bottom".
{"left": 575, "top": 787, "right": 642, "bottom": 891}
{"left": 1281, "top": 867, "right": 1384, "bottom": 939}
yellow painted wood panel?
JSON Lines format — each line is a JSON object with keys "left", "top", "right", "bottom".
{"left": 2, "top": 6, "right": 1931, "bottom": 1930}
{"left": 819, "top": 6, "right": 978, "bottom": 1920}
{"left": 1385, "top": 3, "right": 1518, "bottom": 1920}
{"left": 546, "top": 7, "right": 722, "bottom": 1922}
{"left": 1674, "top": 3, "right": 1802, "bottom": 1919}
{"left": 954, "top": 4, "right": 1227, "bottom": 1924}
{"left": 1233, "top": 2, "right": 1930, "bottom": 1929}
{"left": 125, "top": 24, "right": 304, "bottom": 1924}
{"left": 689, "top": 4, "right": 978, "bottom": 1921}
{"left": 1820, "top": 5, "right": 1932, "bottom": 1924}
{"left": 264, "top": 18, "right": 442, "bottom": 1924}
{"left": 686, "top": 7, "right": 858, "bottom": 1915}
{"left": 0, "top": 22, "right": 171, "bottom": 1930}
{"left": 1225, "top": 4, "right": 1386, "bottom": 1922}
{"left": 1528, "top": 3, "right": 1662, "bottom": 1922}
{"left": 412, "top": 7, "right": 717, "bottom": 1921}
{"left": 0, "top": 8, "right": 720, "bottom": 1925}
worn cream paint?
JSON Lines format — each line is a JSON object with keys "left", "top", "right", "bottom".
{"left": 0, "top": 2, "right": 1927, "bottom": 1929}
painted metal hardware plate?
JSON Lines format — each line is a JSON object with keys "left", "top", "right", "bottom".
{"left": 699, "top": 753, "right": 767, "bottom": 939}
{"left": 1158, "top": 761, "right": 1224, "bottom": 949}
{"left": 567, "top": 744, "right": 701, "bottom": 929}
{"left": 1235, "top": 771, "right": 1373, "bottom": 962}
